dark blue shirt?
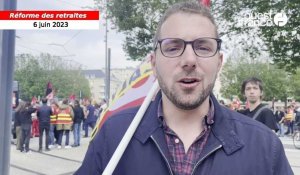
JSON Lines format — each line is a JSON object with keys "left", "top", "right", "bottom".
{"left": 86, "top": 104, "right": 96, "bottom": 122}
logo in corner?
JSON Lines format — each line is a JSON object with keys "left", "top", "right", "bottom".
{"left": 273, "top": 12, "right": 288, "bottom": 26}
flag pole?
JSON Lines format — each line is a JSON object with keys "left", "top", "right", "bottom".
{"left": 102, "top": 80, "right": 159, "bottom": 175}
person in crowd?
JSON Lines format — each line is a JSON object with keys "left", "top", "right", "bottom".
{"left": 294, "top": 106, "right": 300, "bottom": 133}
{"left": 240, "top": 77, "right": 278, "bottom": 132}
{"left": 275, "top": 106, "right": 285, "bottom": 136}
{"left": 81, "top": 100, "right": 87, "bottom": 131}
{"left": 100, "top": 99, "right": 107, "bottom": 112}
{"left": 56, "top": 99, "right": 74, "bottom": 149}
{"left": 37, "top": 98, "right": 53, "bottom": 151}
{"left": 49, "top": 102, "right": 59, "bottom": 147}
{"left": 296, "top": 106, "right": 300, "bottom": 125}
{"left": 230, "top": 96, "right": 240, "bottom": 111}
{"left": 83, "top": 99, "right": 96, "bottom": 137}
{"left": 72, "top": 99, "right": 84, "bottom": 147}
{"left": 94, "top": 103, "right": 102, "bottom": 120}
{"left": 12, "top": 109, "right": 16, "bottom": 139}
{"left": 219, "top": 99, "right": 225, "bottom": 106}
{"left": 14, "top": 101, "right": 25, "bottom": 150}
{"left": 280, "top": 105, "right": 295, "bottom": 135}
{"left": 19, "top": 101, "right": 37, "bottom": 153}
{"left": 290, "top": 105, "right": 296, "bottom": 134}
{"left": 75, "top": 2, "right": 292, "bottom": 174}
{"left": 94, "top": 99, "right": 108, "bottom": 119}
{"left": 31, "top": 99, "right": 40, "bottom": 137}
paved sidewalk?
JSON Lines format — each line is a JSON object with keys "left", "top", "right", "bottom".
{"left": 10, "top": 132, "right": 91, "bottom": 175}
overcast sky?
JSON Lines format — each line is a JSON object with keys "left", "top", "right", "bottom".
{"left": 16, "top": 0, "right": 141, "bottom": 69}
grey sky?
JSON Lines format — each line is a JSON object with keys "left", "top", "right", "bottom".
{"left": 16, "top": 0, "right": 141, "bottom": 69}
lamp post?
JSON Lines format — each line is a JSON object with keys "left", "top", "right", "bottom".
{"left": 104, "top": 0, "right": 110, "bottom": 102}
{"left": 0, "top": 0, "right": 17, "bottom": 174}
{"left": 82, "top": 3, "right": 110, "bottom": 101}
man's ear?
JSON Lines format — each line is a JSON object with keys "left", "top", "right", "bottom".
{"left": 150, "top": 51, "right": 157, "bottom": 77}
{"left": 260, "top": 91, "right": 264, "bottom": 98}
{"left": 217, "top": 52, "right": 223, "bottom": 73}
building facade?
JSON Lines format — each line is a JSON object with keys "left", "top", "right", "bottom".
{"left": 82, "top": 70, "right": 105, "bottom": 102}
{"left": 83, "top": 68, "right": 135, "bottom": 103}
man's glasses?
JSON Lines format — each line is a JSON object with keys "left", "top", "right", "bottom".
{"left": 155, "top": 38, "right": 222, "bottom": 58}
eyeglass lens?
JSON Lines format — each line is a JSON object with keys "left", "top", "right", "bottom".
{"left": 160, "top": 38, "right": 218, "bottom": 58}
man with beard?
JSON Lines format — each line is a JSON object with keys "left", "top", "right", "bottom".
{"left": 75, "top": 2, "right": 292, "bottom": 175}
{"left": 240, "top": 77, "right": 279, "bottom": 132}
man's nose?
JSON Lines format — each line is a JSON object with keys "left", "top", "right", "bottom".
{"left": 180, "top": 44, "right": 197, "bottom": 70}
{"left": 249, "top": 88, "right": 255, "bottom": 93}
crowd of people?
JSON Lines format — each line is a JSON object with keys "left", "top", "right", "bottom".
{"left": 275, "top": 105, "right": 300, "bottom": 137}
{"left": 12, "top": 97, "right": 107, "bottom": 153}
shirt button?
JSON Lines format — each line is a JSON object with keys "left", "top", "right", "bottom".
{"left": 175, "top": 138, "right": 180, "bottom": 144}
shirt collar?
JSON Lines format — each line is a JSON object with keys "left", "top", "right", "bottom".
{"left": 157, "top": 97, "right": 215, "bottom": 128}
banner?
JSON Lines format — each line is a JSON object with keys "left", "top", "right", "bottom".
{"left": 0, "top": 10, "right": 100, "bottom": 30}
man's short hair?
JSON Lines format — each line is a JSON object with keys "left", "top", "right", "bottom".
{"left": 74, "top": 100, "right": 80, "bottom": 106}
{"left": 62, "top": 99, "right": 68, "bottom": 105}
{"left": 241, "top": 77, "right": 264, "bottom": 94}
{"left": 41, "top": 98, "right": 47, "bottom": 104}
{"left": 153, "top": 1, "right": 219, "bottom": 49}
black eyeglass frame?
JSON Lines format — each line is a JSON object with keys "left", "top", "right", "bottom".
{"left": 154, "top": 37, "right": 222, "bottom": 58}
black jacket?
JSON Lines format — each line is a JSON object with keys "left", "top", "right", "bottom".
{"left": 14, "top": 111, "right": 21, "bottom": 127}
{"left": 37, "top": 104, "right": 53, "bottom": 124}
{"left": 73, "top": 105, "right": 84, "bottom": 123}
{"left": 19, "top": 107, "right": 36, "bottom": 126}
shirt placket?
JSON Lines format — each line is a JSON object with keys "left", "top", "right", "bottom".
{"left": 164, "top": 124, "right": 209, "bottom": 175}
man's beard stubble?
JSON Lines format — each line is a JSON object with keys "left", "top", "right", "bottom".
{"left": 157, "top": 72, "right": 216, "bottom": 110}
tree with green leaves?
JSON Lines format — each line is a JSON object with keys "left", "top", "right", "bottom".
{"left": 14, "top": 53, "right": 91, "bottom": 101}
{"left": 98, "top": 0, "right": 184, "bottom": 61}
{"left": 289, "top": 69, "right": 300, "bottom": 101}
{"left": 214, "top": 0, "right": 300, "bottom": 72}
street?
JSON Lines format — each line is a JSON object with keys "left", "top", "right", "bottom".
{"left": 9, "top": 133, "right": 300, "bottom": 175}
{"left": 280, "top": 136, "right": 300, "bottom": 174}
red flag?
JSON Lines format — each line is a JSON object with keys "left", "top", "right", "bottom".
{"left": 199, "top": 0, "right": 210, "bottom": 7}
{"left": 46, "top": 81, "right": 54, "bottom": 100}
{"left": 46, "top": 92, "right": 54, "bottom": 100}
{"left": 31, "top": 96, "right": 37, "bottom": 104}
{"left": 69, "top": 94, "right": 76, "bottom": 101}
{"left": 45, "top": 81, "right": 52, "bottom": 96}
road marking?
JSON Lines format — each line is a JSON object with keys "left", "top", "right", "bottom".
{"left": 284, "top": 148, "right": 300, "bottom": 153}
